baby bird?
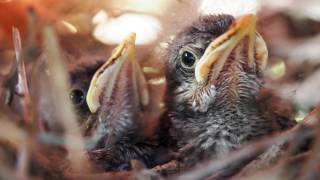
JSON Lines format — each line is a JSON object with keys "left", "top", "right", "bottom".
{"left": 31, "top": 33, "right": 165, "bottom": 171}
{"left": 164, "top": 12, "right": 296, "bottom": 169}
{"left": 84, "top": 33, "right": 165, "bottom": 172}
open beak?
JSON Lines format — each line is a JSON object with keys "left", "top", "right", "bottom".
{"left": 195, "top": 14, "right": 268, "bottom": 83}
{"left": 86, "top": 33, "right": 149, "bottom": 113}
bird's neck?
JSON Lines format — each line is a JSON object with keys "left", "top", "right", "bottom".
{"left": 215, "top": 72, "right": 263, "bottom": 108}
{"left": 214, "top": 48, "right": 264, "bottom": 107}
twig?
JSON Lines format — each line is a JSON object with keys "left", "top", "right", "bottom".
{"left": 173, "top": 104, "right": 320, "bottom": 180}
{"left": 12, "top": 27, "right": 32, "bottom": 179}
{"left": 233, "top": 139, "right": 288, "bottom": 178}
{"left": 0, "top": 113, "right": 26, "bottom": 148}
{"left": 26, "top": 6, "right": 38, "bottom": 53}
{"left": 66, "top": 171, "right": 133, "bottom": 180}
{"left": 174, "top": 124, "right": 313, "bottom": 180}
{"left": 16, "top": 145, "right": 29, "bottom": 180}
{"left": 240, "top": 152, "right": 311, "bottom": 180}
{"left": 42, "top": 26, "right": 91, "bottom": 174}
{"left": 299, "top": 106, "right": 320, "bottom": 180}
{"left": 0, "top": 110, "right": 32, "bottom": 179}
{"left": 12, "top": 27, "right": 32, "bottom": 126}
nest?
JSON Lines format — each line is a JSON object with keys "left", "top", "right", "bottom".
{"left": 1, "top": 0, "right": 320, "bottom": 179}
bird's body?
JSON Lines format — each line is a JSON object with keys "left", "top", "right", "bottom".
{"left": 164, "top": 14, "right": 296, "bottom": 168}
{"left": 83, "top": 34, "right": 167, "bottom": 171}
{"left": 30, "top": 33, "right": 166, "bottom": 172}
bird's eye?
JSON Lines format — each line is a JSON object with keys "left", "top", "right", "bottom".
{"left": 180, "top": 49, "right": 198, "bottom": 69}
{"left": 117, "top": 163, "right": 131, "bottom": 171}
{"left": 69, "top": 89, "right": 86, "bottom": 106}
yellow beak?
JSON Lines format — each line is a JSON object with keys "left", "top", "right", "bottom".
{"left": 195, "top": 14, "right": 268, "bottom": 83}
{"left": 86, "top": 33, "right": 149, "bottom": 113}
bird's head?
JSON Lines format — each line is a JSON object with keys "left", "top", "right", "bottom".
{"left": 85, "top": 32, "right": 149, "bottom": 154}
{"left": 165, "top": 14, "right": 268, "bottom": 113}
{"left": 85, "top": 32, "right": 148, "bottom": 139}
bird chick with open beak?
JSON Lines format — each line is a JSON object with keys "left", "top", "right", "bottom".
{"left": 85, "top": 33, "right": 164, "bottom": 172}
{"left": 164, "top": 2, "right": 296, "bottom": 170}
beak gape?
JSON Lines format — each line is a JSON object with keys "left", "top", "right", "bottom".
{"left": 86, "top": 33, "right": 149, "bottom": 114}
{"left": 195, "top": 14, "right": 268, "bottom": 84}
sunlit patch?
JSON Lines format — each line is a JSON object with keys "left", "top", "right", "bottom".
{"left": 92, "top": 13, "right": 161, "bottom": 45}
{"left": 147, "top": 77, "right": 166, "bottom": 85}
{"left": 266, "top": 60, "right": 286, "bottom": 80}
{"left": 92, "top": 10, "right": 109, "bottom": 25}
{"left": 60, "top": 20, "right": 78, "bottom": 34}
{"left": 169, "top": 35, "right": 175, "bottom": 41}
{"left": 159, "top": 102, "right": 165, "bottom": 108}
{"left": 287, "top": 2, "right": 320, "bottom": 21}
{"left": 160, "top": 42, "right": 169, "bottom": 49}
{"left": 261, "top": 0, "right": 293, "bottom": 9}
{"left": 304, "top": 6, "right": 320, "bottom": 21}
{"left": 109, "top": 0, "right": 169, "bottom": 16}
{"left": 143, "top": 67, "right": 159, "bottom": 74}
{"left": 199, "top": 0, "right": 261, "bottom": 17}
{"left": 295, "top": 109, "right": 308, "bottom": 122}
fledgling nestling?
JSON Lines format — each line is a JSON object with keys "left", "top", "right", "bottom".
{"left": 164, "top": 1, "right": 296, "bottom": 170}
{"left": 33, "top": 33, "right": 165, "bottom": 171}
{"left": 84, "top": 33, "right": 165, "bottom": 172}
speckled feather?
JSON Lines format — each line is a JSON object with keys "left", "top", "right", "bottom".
{"left": 164, "top": 15, "right": 296, "bottom": 168}
{"left": 37, "top": 34, "right": 165, "bottom": 172}
{"left": 81, "top": 47, "right": 167, "bottom": 172}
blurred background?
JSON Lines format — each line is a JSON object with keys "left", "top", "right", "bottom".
{"left": 0, "top": 0, "right": 320, "bottom": 179}
{"left": 1, "top": 0, "right": 320, "bottom": 120}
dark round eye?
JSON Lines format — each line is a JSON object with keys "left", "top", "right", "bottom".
{"left": 117, "top": 163, "right": 131, "bottom": 171}
{"left": 69, "top": 89, "right": 85, "bottom": 106}
{"left": 181, "top": 50, "right": 197, "bottom": 68}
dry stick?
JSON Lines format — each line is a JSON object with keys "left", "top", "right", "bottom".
{"left": 12, "top": 27, "right": 32, "bottom": 180}
{"left": 225, "top": 106, "right": 320, "bottom": 179}
{"left": 0, "top": 164, "right": 16, "bottom": 180}
{"left": 175, "top": 120, "right": 319, "bottom": 180}
{"left": 12, "top": 27, "right": 32, "bottom": 125}
{"left": 232, "top": 140, "right": 288, "bottom": 178}
{"left": 0, "top": 112, "right": 56, "bottom": 180}
{"left": 67, "top": 171, "right": 133, "bottom": 180}
{"left": 233, "top": 128, "right": 312, "bottom": 180}
{"left": 68, "top": 165, "right": 162, "bottom": 180}
{"left": 173, "top": 126, "right": 312, "bottom": 180}
{"left": 26, "top": 6, "right": 37, "bottom": 52}
{"left": 24, "top": 7, "right": 42, "bottom": 133}
{"left": 0, "top": 112, "right": 27, "bottom": 148}
{"left": 237, "top": 108, "right": 320, "bottom": 178}
{"left": 0, "top": 110, "right": 30, "bottom": 179}
{"left": 242, "top": 152, "right": 311, "bottom": 180}
{"left": 276, "top": 107, "right": 320, "bottom": 172}
{"left": 42, "top": 26, "right": 91, "bottom": 174}
{"left": 0, "top": 150, "right": 17, "bottom": 180}
{"left": 175, "top": 106, "right": 320, "bottom": 180}
{"left": 299, "top": 106, "right": 320, "bottom": 180}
